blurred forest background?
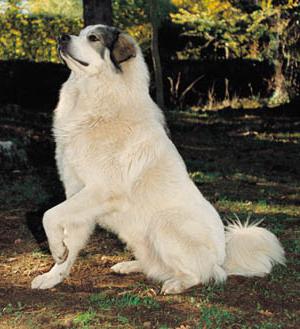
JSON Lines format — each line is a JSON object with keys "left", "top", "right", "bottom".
{"left": 1, "top": 0, "right": 300, "bottom": 110}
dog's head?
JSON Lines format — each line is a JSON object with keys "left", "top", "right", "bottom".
{"left": 58, "top": 25, "right": 137, "bottom": 75}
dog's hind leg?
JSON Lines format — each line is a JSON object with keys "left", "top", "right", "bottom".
{"left": 111, "top": 260, "right": 142, "bottom": 274}
{"left": 145, "top": 212, "right": 226, "bottom": 294}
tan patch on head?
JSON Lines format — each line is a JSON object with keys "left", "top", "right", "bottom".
{"left": 112, "top": 34, "right": 136, "bottom": 64}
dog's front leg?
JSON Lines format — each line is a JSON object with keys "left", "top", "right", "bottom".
{"left": 31, "top": 223, "right": 93, "bottom": 289}
{"left": 31, "top": 186, "right": 128, "bottom": 289}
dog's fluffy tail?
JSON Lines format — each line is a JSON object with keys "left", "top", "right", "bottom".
{"left": 223, "top": 219, "right": 285, "bottom": 277}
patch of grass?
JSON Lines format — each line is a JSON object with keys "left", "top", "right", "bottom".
{"left": 0, "top": 175, "right": 49, "bottom": 209}
{"left": 253, "top": 322, "right": 283, "bottom": 329}
{"left": 255, "top": 132, "right": 300, "bottom": 144}
{"left": 1, "top": 302, "right": 26, "bottom": 328}
{"left": 117, "top": 315, "right": 129, "bottom": 324}
{"left": 73, "top": 309, "right": 97, "bottom": 329}
{"left": 1, "top": 302, "right": 24, "bottom": 316}
{"left": 89, "top": 293, "right": 113, "bottom": 310}
{"left": 31, "top": 249, "right": 49, "bottom": 258}
{"left": 198, "top": 305, "right": 235, "bottom": 329}
{"left": 89, "top": 292, "right": 160, "bottom": 310}
{"left": 216, "top": 198, "right": 299, "bottom": 219}
{"left": 197, "top": 284, "right": 225, "bottom": 302}
{"left": 190, "top": 171, "right": 221, "bottom": 184}
{"left": 284, "top": 236, "right": 300, "bottom": 254}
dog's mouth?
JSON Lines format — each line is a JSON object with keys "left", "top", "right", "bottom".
{"left": 58, "top": 47, "right": 89, "bottom": 67}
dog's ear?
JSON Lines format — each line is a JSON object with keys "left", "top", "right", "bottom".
{"left": 111, "top": 33, "right": 136, "bottom": 66}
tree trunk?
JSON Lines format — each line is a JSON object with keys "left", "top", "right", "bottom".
{"left": 269, "top": 11, "right": 289, "bottom": 105}
{"left": 149, "top": 0, "right": 165, "bottom": 110}
{"left": 83, "top": 0, "right": 112, "bottom": 27}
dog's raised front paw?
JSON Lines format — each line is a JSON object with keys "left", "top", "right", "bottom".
{"left": 111, "top": 260, "right": 141, "bottom": 274}
{"left": 31, "top": 271, "right": 63, "bottom": 290}
{"left": 50, "top": 240, "right": 69, "bottom": 264}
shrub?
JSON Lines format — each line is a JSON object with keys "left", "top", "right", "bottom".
{"left": 0, "top": 8, "right": 82, "bottom": 63}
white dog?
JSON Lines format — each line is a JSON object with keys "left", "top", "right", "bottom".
{"left": 31, "top": 25, "right": 285, "bottom": 294}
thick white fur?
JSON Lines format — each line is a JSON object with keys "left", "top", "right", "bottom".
{"left": 31, "top": 25, "right": 285, "bottom": 293}
{"left": 223, "top": 220, "right": 285, "bottom": 276}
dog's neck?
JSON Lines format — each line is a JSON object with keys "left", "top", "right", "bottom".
{"left": 64, "top": 56, "right": 153, "bottom": 120}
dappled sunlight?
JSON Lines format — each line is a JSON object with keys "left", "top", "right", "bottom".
{"left": 255, "top": 132, "right": 300, "bottom": 144}
{"left": 0, "top": 109, "right": 299, "bottom": 328}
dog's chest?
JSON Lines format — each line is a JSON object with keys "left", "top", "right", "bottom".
{"left": 54, "top": 113, "right": 134, "bottom": 176}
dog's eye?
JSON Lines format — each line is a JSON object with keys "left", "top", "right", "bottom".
{"left": 88, "top": 35, "right": 99, "bottom": 42}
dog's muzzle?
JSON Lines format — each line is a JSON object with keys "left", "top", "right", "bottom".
{"left": 58, "top": 34, "right": 89, "bottom": 67}
{"left": 58, "top": 34, "right": 71, "bottom": 53}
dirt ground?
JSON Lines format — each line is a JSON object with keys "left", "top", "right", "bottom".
{"left": 0, "top": 107, "right": 299, "bottom": 328}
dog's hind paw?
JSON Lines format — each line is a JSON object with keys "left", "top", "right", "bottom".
{"left": 111, "top": 260, "right": 141, "bottom": 274}
{"left": 161, "top": 279, "right": 185, "bottom": 295}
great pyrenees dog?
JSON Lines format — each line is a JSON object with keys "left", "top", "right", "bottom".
{"left": 31, "top": 25, "right": 285, "bottom": 294}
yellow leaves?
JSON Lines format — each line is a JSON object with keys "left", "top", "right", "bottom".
{"left": 171, "top": 0, "right": 186, "bottom": 6}
{"left": 10, "top": 29, "right": 21, "bottom": 36}
{"left": 205, "top": 0, "right": 231, "bottom": 16}
{"left": 249, "top": 41, "right": 260, "bottom": 59}
{"left": 47, "top": 38, "right": 56, "bottom": 45}
{"left": 172, "top": 0, "right": 240, "bottom": 26}
{"left": 0, "top": 12, "right": 82, "bottom": 62}
{"left": 171, "top": 0, "right": 198, "bottom": 9}
{"left": 287, "top": 0, "right": 300, "bottom": 7}
{"left": 171, "top": 8, "right": 197, "bottom": 25}
{"left": 261, "top": 0, "right": 273, "bottom": 11}
{"left": 127, "top": 24, "right": 152, "bottom": 48}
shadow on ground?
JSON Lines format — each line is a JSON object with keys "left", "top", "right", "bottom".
{"left": 0, "top": 107, "right": 299, "bottom": 328}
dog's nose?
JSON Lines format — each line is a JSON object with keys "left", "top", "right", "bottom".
{"left": 59, "top": 34, "right": 71, "bottom": 43}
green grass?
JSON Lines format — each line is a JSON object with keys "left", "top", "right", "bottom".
{"left": 0, "top": 175, "right": 49, "bottom": 209}
{"left": 117, "top": 315, "right": 129, "bottom": 324}
{"left": 252, "top": 322, "right": 283, "bottom": 329}
{"left": 190, "top": 171, "right": 221, "bottom": 184}
{"left": 198, "top": 305, "right": 235, "bottom": 329}
{"left": 1, "top": 302, "right": 24, "bottom": 316}
{"left": 216, "top": 198, "right": 299, "bottom": 218}
{"left": 89, "top": 293, "right": 160, "bottom": 310}
{"left": 0, "top": 302, "right": 26, "bottom": 328}
{"left": 73, "top": 310, "right": 97, "bottom": 329}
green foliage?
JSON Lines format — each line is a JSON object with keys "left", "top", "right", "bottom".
{"left": 0, "top": 3, "right": 82, "bottom": 62}
{"left": 171, "top": 0, "right": 300, "bottom": 101}
{"left": 171, "top": 0, "right": 300, "bottom": 62}
{"left": 0, "top": 0, "right": 175, "bottom": 61}
{"left": 27, "top": 0, "right": 82, "bottom": 18}
{"left": 1, "top": 0, "right": 299, "bottom": 103}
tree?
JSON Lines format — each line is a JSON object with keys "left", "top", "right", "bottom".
{"left": 149, "top": 0, "right": 165, "bottom": 109}
{"left": 171, "top": 0, "right": 300, "bottom": 104}
{"left": 83, "top": 0, "right": 112, "bottom": 26}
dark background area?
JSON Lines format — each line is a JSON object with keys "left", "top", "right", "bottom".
{"left": 0, "top": 58, "right": 275, "bottom": 111}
